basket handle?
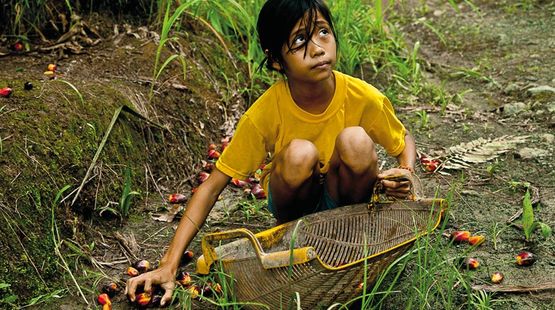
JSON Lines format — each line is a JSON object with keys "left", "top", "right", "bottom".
{"left": 197, "top": 228, "right": 316, "bottom": 274}
{"left": 371, "top": 172, "right": 422, "bottom": 204}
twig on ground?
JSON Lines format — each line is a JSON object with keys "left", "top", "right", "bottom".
{"left": 472, "top": 282, "right": 555, "bottom": 293}
{"left": 114, "top": 232, "right": 139, "bottom": 261}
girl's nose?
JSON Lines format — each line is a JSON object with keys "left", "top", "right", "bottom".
{"left": 309, "top": 39, "right": 325, "bottom": 57}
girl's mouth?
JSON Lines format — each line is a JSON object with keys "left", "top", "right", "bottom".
{"left": 312, "top": 61, "right": 331, "bottom": 69}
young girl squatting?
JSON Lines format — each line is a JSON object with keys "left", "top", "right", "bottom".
{"left": 126, "top": 0, "right": 417, "bottom": 305}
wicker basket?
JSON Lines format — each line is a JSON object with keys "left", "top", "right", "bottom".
{"left": 197, "top": 178, "right": 445, "bottom": 309}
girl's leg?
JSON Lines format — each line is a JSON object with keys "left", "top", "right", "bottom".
{"left": 269, "top": 139, "right": 322, "bottom": 223}
{"left": 326, "top": 126, "right": 379, "bottom": 204}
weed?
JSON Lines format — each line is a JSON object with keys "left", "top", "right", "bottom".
{"left": 470, "top": 289, "right": 495, "bottom": 310}
{"left": 51, "top": 185, "right": 89, "bottom": 304}
{"left": 450, "top": 66, "right": 500, "bottom": 88}
{"left": 98, "top": 166, "right": 140, "bottom": 218}
{"left": 53, "top": 79, "right": 85, "bottom": 106}
{"left": 490, "top": 222, "right": 509, "bottom": 250}
{"left": 22, "top": 288, "right": 67, "bottom": 308}
{"left": 522, "top": 189, "right": 552, "bottom": 241}
{"left": 0, "top": 283, "right": 17, "bottom": 307}
{"left": 415, "top": 110, "right": 430, "bottom": 129}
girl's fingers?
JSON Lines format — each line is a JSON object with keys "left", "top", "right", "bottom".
{"left": 381, "top": 179, "right": 410, "bottom": 190}
{"left": 126, "top": 275, "right": 144, "bottom": 302}
{"left": 160, "top": 285, "right": 174, "bottom": 307}
{"left": 144, "top": 278, "right": 153, "bottom": 294}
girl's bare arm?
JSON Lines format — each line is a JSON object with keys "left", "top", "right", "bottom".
{"left": 126, "top": 168, "right": 230, "bottom": 306}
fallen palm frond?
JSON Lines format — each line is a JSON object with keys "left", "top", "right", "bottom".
{"left": 441, "top": 135, "right": 528, "bottom": 170}
{"left": 71, "top": 105, "right": 164, "bottom": 206}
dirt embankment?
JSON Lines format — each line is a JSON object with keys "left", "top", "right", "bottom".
{"left": 0, "top": 18, "right": 250, "bottom": 305}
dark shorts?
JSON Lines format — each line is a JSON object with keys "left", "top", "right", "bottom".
{"left": 266, "top": 180, "right": 339, "bottom": 218}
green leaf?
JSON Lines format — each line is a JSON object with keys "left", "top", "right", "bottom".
{"left": 522, "top": 189, "right": 534, "bottom": 241}
{"left": 0, "top": 283, "right": 10, "bottom": 290}
{"left": 537, "top": 222, "right": 552, "bottom": 239}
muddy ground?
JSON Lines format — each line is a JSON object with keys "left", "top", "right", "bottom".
{"left": 1, "top": 0, "right": 554, "bottom": 309}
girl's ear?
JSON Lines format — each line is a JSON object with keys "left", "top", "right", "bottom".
{"left": 271, "top": 61, "right": 282, "bottom": 72}
{"left": 265, "top": 49, "right": 284, "bottom": 72}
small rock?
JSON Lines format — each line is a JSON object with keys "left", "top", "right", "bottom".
{"left": 433, "top": 10, "right": 443, "bottom": 16}
{"left": 516, "top": 147, "right": 549, "bottom": 160}
{"left": 527, "top": 85, "right": 555, "bottom": 96}
{"left": 546, "top": 102, "right": 555, "bottom": 113}
{"left": 541, "top": 134, "right": 554, "bottom": 144}
{"left": 502, "top": 102, "right": 527, "bottom": 116}
{"left": 503, "top": 83, "right": 520, "bottom": 94}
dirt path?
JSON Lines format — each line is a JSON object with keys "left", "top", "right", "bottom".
{"left": 396, "top": 1, "right": 555, "bottom": 308}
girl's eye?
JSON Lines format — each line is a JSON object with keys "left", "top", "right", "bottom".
{"left": 292, "top": 34, "right": 306, "bottom": 46}
{"left": 319, "top": 27, "right": 330, "bottom": 36}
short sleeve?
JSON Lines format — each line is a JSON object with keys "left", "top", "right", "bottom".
{"left": 366, "top": 96, "right": 406, "bottom": 156}
{"left": 216, "top": 115, "right": 268, "bottom": 179}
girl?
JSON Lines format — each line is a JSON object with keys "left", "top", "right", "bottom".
{"left": 126, "top": 0, "right": 416, "bottom": 305}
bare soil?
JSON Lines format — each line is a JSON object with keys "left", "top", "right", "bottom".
{"left": 1, "top": 0, "right": 554, "bottom": 309}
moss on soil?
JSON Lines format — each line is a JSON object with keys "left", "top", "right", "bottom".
{"left": 0, "top": 19, "right": 250, "bottom": 306}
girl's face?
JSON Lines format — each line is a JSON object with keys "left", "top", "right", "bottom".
{"left": 277, "top": 10, "right": 337, "bottom": 84}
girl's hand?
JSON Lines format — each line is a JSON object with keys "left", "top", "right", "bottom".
{"left": 377, "top": 168, "right": 414, "bottom": 199}
{"left": 126, "top": 265, "right": 176, "bottom": 307}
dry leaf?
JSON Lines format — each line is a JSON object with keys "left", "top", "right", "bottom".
{"left": 151, "top": 204, "right": 183, "bottom": 222}
{"left": 442, "top": 135, "right": 528, "bottom": 170}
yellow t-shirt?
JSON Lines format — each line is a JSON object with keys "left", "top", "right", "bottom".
{"left": 216, "top": 71, "right": 406, "bottom": 192}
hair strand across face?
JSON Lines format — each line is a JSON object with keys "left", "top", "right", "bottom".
{"left": 257, "top": 0, "right": 337, "bottom": 73}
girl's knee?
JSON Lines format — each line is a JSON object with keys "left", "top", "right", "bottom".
{"left": 276, "top": 139, "right": 319, "bottom": 186}
{"left": 335, "top": 127, "right": 377, "bottom": 171}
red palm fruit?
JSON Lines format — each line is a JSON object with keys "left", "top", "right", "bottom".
{"left": 126, "top": 266, "right": 139, "bottom": 277}
{"left": 0, "top": 87, "right": 13, "bottom": 98}
{"left": 354, "top": 282, "right": 364, "bottom": 293}
{"left": 460, "top": 257, "right": 480, "bottom": 270}
{"left": 515, "top": 251, "right": 536, "bottom": 266}
{"left": 101, "top": 282, "right": 119, "bottom": 298}
{"left": 47, "top": 64, "right": 57, "bottom": 72}
{"left": 201, "top": 160, "right": 214, "bottom": 172}
{"left": 168, "top": 193, "right": 186, "bottom": 204}
{"left": 202, "top": 282, "right": 223, "bottom": 297}
{"left": 491, "top": 272, "right": 504, "bottom": 284}
{"left": 420, "top": 156, "right": 440, "bottom": 172}
{"left": 134, "top": 260, "right": 151, "bottom": 273}
{"left": 251, "top": 184, "right": 266, "bottom": 199}
{"left": 202, "top": 284, "right": 213, "bottom": 297}
{"left": 212, "top": 282, "right": 222, "bottom": 294}
{"left": 150, "top": 293, "right": 163, "bottom": 307}
{"left": 231, "top": 178, "right": 248, "bottom": 188}
{"left": 198, "top": 171, "right": 210, "bottom": 183}
{"left": 187, "top": 285, "right": 201, "bottom": 300}
{"left": 13, "top": 42, "right": 24, "bottom": 52}
{"left": 181, "top": 250, "right": 194, "bottom": 266}
{"left": 468, "top": 235, "right": 485, "bottom": 246}
{"left": 136, "top": 292, "right": 151, "bottom": 307}
{"left": 208, "top": 149, "right": 221, "bottom": 159}
{"left": 208, "top": 143, "right": 217, "bottom": 150}
{"left": 43, "top": 70, "right": 55, "bottom": 78}
{"left": 97, "top": 293, "right": 111, "bottom": 305}
{"left": 176, "top": 271, "right": 193, "bottom": 286}
{"left": 450, "top": 231, "right": 471, "bottom": 243}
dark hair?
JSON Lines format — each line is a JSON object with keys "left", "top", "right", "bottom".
{"left": 257, "top": 0, "right": 337, "bottom": 72}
